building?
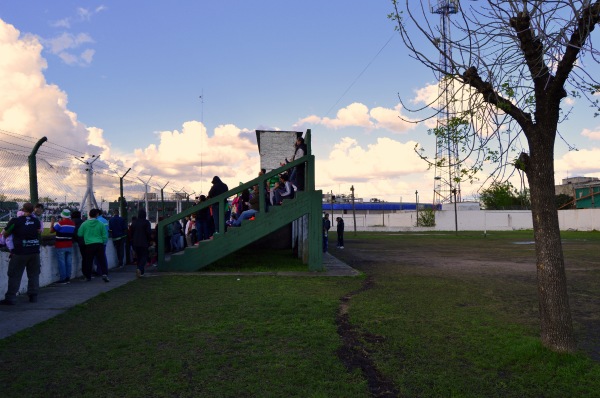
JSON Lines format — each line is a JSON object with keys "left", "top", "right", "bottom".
{"left": 555, "top": 176, "right": 600, "bottom": 209}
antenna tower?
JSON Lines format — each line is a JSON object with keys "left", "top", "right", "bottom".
{"left": 431, "top": 0, "right": 461, "bottom": 206}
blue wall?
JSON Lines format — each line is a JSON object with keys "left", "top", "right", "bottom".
{"left": 321, "top": 202, "right": 438, "bottom": 211}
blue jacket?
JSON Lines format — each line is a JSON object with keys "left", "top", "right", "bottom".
{"left": 109, "top": 215, "right": 127, "bottom": 239}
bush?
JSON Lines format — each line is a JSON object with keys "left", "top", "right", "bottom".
{"left": 417, "top": 208, "right": 436, "bottom": 227}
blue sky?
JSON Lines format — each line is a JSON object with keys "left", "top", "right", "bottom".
{"left": 1, "top": 1, "right": 599, "bottom": 203}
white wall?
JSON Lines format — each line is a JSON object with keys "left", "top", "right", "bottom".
{"left": 332, "top": 209, "right": 600, "bottom": 232}
{"left": 0, "top": 241, "right": 119, "bottom": 296}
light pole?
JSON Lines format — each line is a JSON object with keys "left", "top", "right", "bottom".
{"left": 415, "top": 190, "right": 419, "bottom": 227}
{"left": 452, "top": 188, "right": 458, "bottom": 234}
{"left": 330, "top": 190, "right": 335, "bottom": 226}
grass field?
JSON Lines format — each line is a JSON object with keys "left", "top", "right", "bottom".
{"left": 0, "top": 230, "right": 598, "bottom": 397}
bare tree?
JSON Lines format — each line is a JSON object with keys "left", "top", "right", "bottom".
{"left": 390, "top": 0, "right": 600, "bottom": 353}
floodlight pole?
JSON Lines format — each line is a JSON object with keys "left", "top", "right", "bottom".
{"left": 117, "top": 168, "right": 131, "bottom": 218}
{"left": 28, "top": 136, "right": 47, "bottom": 205}
{"left": 138, "top": 176, "right": 153, "bottom": 216}
{"left": 160, "top": 181, "right": 170, "bottom": 217}
{"left": 350, "top": 185, "right": 357, "bottom": 235}
{"left": 78, "top": 155, "right": 100, "bottom": 215}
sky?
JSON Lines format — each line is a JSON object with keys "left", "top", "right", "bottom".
{"left": 1, "top": 1, "right": 600, "bottom": 204}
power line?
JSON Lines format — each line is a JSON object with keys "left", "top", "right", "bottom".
{"left": 324, "top": 32, "right": 396, "bottom": 118}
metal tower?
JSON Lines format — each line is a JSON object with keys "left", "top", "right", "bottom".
{"left": 431, "top": 0, "right": 461, "bottom": 206}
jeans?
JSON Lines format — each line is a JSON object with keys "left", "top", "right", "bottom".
{"left": 171, "top": 233, "right": 182, "bottom": 251}
{"left": 55, "top": 247, "right": 72, "bottom": 281}
{"left": 232, "top": 209, "right": 257, "bottom": 226}
{"left": 112, "top": 237, "right": 125, "bottom": 266}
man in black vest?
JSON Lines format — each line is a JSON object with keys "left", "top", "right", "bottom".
{"left": 1, "top": 202, "right": 42, "bottom": 305}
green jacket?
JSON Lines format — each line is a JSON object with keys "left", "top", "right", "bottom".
{"left": 77, "top": 218, "right": 108, "bottom": 245}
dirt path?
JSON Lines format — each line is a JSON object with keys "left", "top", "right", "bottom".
{"left": 335, "top": 276, "right": 400, "bottom": 398}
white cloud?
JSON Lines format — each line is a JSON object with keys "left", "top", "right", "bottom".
{"left": 0, "top": 20, "right": 94, "bottom": 151}
{"left": 555, "top": 147, "right": 600, "bottom": 178}
{"left": 412, "top": 83, "right": 439, "bottom": 105}
{"left": 131, "top": 122, "right": 260, "bottom": 195}
{"left": 50, "top": 5, "right": 106, "bottom": 30}
{"left": 0, "top": 20, "right": 112, "bottom": 200}
{"left": 50, "top": 19, "right": 70, "bottom": 29}
{"left": 315, "top": 136, "right": 436, "bottom": 201}
{"left": 44, "top": 32, "right": 93, "bottom": 53}
{"left": 295, "top": 102, "right": 416, "bottom": 134}
{"left": 581, "top": 127, "right": 600, "bottom": 140}
{"left": 42, "top": 32, "right": 94, "bottom": 66}
{"left": 80, "top": 48, "right": 95, "bottom": 64}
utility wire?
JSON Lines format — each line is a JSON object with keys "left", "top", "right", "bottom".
{"left": 324, "top": 32, "right": 396, "bottom": 118}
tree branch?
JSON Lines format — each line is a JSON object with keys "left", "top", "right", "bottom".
{"left": 509, "top": 11, "right": 560, "bottom": 100}
{"left": 461, "top": 67, "right": 533, "bottom": 130}
{"left": 555, "top": 2, "right": 600, "bottom": 89}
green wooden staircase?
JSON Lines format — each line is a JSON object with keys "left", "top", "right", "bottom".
{"left": 156, "top": 154, "right": 323, "bottom": 272}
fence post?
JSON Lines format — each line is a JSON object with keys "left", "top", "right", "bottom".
{"left": 28, "top": 136, "right": 48, "bottom": 205}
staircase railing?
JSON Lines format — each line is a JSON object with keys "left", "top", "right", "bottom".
{"left": 156, "top": 153, "right": 319, "bottom": 270}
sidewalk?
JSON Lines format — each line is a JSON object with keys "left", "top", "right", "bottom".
{"left": 0, "top": 266, "right": 139, "bottom": 340}
{"left": 0, "top": 253, "right": 358, "bottom": 340}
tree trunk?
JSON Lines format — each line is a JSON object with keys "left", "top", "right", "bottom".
{"left": 525, "top": 127, "right": 576, "bottom": 353}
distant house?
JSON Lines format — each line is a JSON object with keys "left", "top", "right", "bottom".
{"left": 555, "top": 176, "right": 600, "bottom": 209}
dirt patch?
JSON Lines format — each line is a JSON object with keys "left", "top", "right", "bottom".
{"left": 336, "top": 276, "right": 400, "bottom": 397}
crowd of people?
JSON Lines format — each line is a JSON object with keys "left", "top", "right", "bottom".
{"left": 0, "top": 135, "right": 340, "bottom": 305}
{"left": 0, "top": 202, "right": 164, "bottom": 305}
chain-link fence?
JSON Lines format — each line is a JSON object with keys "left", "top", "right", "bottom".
{"left": 0, "top": 129, "right": 195, "bottom": 223}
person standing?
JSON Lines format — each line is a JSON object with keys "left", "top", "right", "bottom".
{"left": 336, "top": 217, "right": 345, "bottom": 249}
{"left": 91, "top": 210, "right": 109, "bottom": 275}
{"left": 108, "top": 209, "right": 127, "bottom": 268}
{"left": 71, "top": 210, "right": 86, "bottom": 277}
{"left": 323, "top": 213, "right": 331, "bottom": 253}
{"left": 0, "top": 203, "right": 42, "bottom": 305}
{"left": 78, "top": 209, "right": 109, "bottom": 282}
{"left": 50, "top": 209, "right": 76, "bottom": 284}
{"left": 130, "top": 209, "right": 152, "bottom": 278}
{"left": 33, "top": 203, "right": 44, "bottom": 221}
{"left": 208, "top": 176, "right": 229, "bottom": 234}
{"left": 289, "top": 136, "right": 307, "bottom": 191}
{"left": 195, "top": 195, "right": 210, "bottom": 241}
{"left": 170, "top": 219, "right": 183, "bottom": 252}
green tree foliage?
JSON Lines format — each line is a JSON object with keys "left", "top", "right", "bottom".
{"left": 480, "top": 182, "right": 530, "bottom": 210}
{"left": 416, "top": 208, "right": 436, "bottom": 227}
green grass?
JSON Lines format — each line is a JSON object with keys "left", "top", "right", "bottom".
{"left": 201, "top": 248, "right": 307, "bottom": 272}
{"left": 348, "top": 273, "right": 599, "bottom": 397}
{"left": 0, "top": 276, "right": 367, "bottom": 398}
{"left": 1, "top": 231, "right": 599, "bottom": 397}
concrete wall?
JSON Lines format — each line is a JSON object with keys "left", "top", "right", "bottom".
{"left": 0, "top": 241, "right": 120, "bottom": 297}
{"left": 332, "top": 208, "right": 600, "bottom": 232}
